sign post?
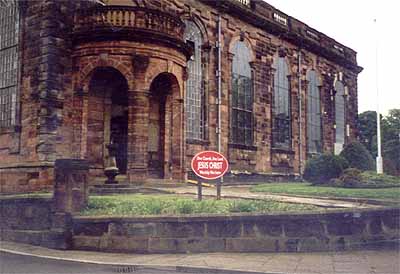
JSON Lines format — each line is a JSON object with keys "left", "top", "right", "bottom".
{"left": 191, "top": 151, "right": 229, "bottom": 200}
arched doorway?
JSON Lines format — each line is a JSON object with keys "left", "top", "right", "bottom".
{"left": 148, "top": 74, "right": 174, "bottom": 178}
{"left": 88, "top": 67, "right": 129, "bottom": 174}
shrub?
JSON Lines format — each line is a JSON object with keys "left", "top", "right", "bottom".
{"left": 340, "top": 141, "right": 374, "bottom": 171}
{"left": 359, "top": 171, "right": 400, "bottom": 188}
{"left": 339, "top": 168, "right": 363, "bottom": 188}
{"left": 303, "top": 154, "right": 348, "bottom": 184}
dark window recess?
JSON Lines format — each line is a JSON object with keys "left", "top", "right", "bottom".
{"left": 231, "top": 41, "right": 253, "bottom": 146}
{"left": 0, "top": 1, "right": 19, "bottom": 128}
{"left": 184, "top": 20, "right": 204, "bottom": 140}
{"left": 272, "top": 57, "right": 291, "bottom": 149}
{"left": 335, "top": 80, "right": 345, "bottom": 144}
{"left": 307, "top": 70, "right": 322, "bottom": 154}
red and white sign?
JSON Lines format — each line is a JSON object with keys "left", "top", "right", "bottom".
{"left": 191, "top": 151, "right": 229, "bottom": 180}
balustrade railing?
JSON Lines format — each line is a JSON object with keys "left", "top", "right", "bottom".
{"left": 233, "top": 0, "right": 251, "bottom": 7}
{"left": 74, "top": 6, "right": 185, "bottom": 40}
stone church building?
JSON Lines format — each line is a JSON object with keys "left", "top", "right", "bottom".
{"left": 0, "top": 0, "right": 362, "bottom": 193}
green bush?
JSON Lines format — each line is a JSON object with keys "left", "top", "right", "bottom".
{"left": 359, "top": 171, "right": 400, "bottom": 188}
{"left": 340, "top": 141, "right": 374, "bottom": 171}
{"left": 339, "top": 168, "right": 363, "bottom": 188}
{"left": 303, "top": 154, "right": 348, "bottom": 184}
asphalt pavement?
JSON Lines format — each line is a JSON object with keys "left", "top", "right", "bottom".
{"left": 1, "top": 241, "right": 399, "bottom": 274}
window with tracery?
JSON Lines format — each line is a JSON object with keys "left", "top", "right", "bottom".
{"left": 231, "top": 41, "right": 253, "bottom": 146}
{"left": 272, "top": 57, "right": 291, "bottom": 149}
{"left": 307, "top": 70, "right": 322, "bottom": 154}
{"left": 0, "top": 0, "right": 19, "bottom": 128}
{"left": 184, "top": 20, "right": 204, "bottom": 140}
{"left": 335, "top": 80, "right": 345, "bottom": 144}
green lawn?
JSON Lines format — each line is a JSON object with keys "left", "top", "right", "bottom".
{"left": 80, "top": 194, "right": 321, "bottom": 216}
{"left": 251, "top": 183, "right": 400, "bottom": 201}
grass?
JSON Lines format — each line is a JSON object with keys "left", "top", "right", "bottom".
{"left": 80, "top": 194, "right": 321, "bottom": 216}
{"left": 251, "top": 182, "right": 400, "bottom": 201}
{"left": 357, "top": 171, "right": 400, "bottom": 188}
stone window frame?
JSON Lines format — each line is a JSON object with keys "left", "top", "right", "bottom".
{"left": 0, "top": 0, "right": 20, "bottom": 132}
{"left": 271, "top": 55, "right": 292, "bottom": 150}
{"left": 306, "top": 69, "right": 323, "bottom": 155}
{"left": 183, "top": 19, "right": 207, "bottom": 142}
{"left": 229, "top": 39, "right": 255, "bottom": 147}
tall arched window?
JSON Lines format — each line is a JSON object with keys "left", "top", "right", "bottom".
{"left": 272, "top": 57, "right": 291, "bottom": 149}
{"left": 231, "top": 41, "right": 253, "bottom": 146}
{"left": 307, "top": 70, "right": 322, "bottom": 154}
{"left": 0, "top": 0, "right": 19, "bottom": 128}
{"left": 184, "top": 20, "right": 204, "bottom": 140}
{"left": 335, "top": 80, "right": 345, "bottom": 145}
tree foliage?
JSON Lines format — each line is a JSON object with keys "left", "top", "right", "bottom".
{"left": 303, "top": 154, "right": 348, "bottom": 184}
{"left": 357, "top": 109, "right": 400, "bottom": 175}
{"left": 340, "top": 141, "right": 374, "bottom": 171}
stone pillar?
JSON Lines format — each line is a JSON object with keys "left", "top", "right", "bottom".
{"left": 127, "top": 90, "right": 150, "bottom": 182}
{"left": 53, "top": 159, "right": 89, "bottom": 214}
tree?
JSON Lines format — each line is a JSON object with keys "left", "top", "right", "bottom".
{"left": 357, "top": 111, "right": 377, "bottom": 155}
{"left": 382, "top": 109, "right": 400, "bottom": 175}
{"left": 357, "top": 109, "right": 400, "bottom": 175}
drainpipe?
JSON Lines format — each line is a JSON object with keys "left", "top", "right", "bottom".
{"left": 216, "top": 14, "right": 222, "bottom": 199}
{"left": 298, "top": 49, "right": 303, "bottom": 176}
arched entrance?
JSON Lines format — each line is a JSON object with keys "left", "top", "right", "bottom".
{"left": 88, "top": 67, "right": 129, "bottom": 174}
{"left": 148, "top": 74, "right": 171, "bottom": 178}
{"left": 146, "top": 73, "right": 182, "bottom": 179}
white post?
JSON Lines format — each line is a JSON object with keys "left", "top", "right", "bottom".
{"left": 374, "top": 19, "right": 383, "bottom": 174}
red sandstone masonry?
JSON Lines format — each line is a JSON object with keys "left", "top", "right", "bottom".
{"left": 0, "top": 0, "right": 361, "bottom": 192}
{"left": 71, "top": 208, "right": 400, "bottom": 253}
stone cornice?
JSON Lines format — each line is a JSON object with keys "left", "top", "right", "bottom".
{"left": 201, "top": 0, "right": 363, "bottom": 74}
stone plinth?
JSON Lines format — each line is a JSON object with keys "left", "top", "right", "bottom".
{"left": 54, "top": 159, "right": 89, "bottom": 214}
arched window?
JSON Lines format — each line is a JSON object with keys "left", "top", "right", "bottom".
{"left": 184, "top": 20, "right": 204, "bottom": 140}
{"left": 0, "top": 0, "right": 19, "bottom": 128}
{"left": 231, "top": 41, "right": 253, "bottom": 146}
{"left": 272, "top": 57, "right": 291, "bottom": 149}
{"left": 335, "top": 80, "right": 345, "bottom": 144}
{"left": 307, "top": 70, "right": 322, "bottom": 154}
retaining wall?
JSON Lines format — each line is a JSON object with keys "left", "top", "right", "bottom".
{"left": 72, "top": 208, "right": 400, "bottom": 253}
{"left": 0, "top": 196, "right": 69, "bottom": 248}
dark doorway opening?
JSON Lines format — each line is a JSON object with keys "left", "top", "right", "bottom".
{"left": 88, "top": 67, "right": 128, "bottom": 174}
{"left": 148, "top": 74, "right": 173, "bottom": 178}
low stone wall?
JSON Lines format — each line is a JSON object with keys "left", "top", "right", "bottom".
{"left": 0, "top": 159, "right": 90, "bottom": 249}
{"left": 0, "top": 196, "right": 68, "bottom": 248}
{"left": 72, "top": 208, "right": 400, "bottom": 253}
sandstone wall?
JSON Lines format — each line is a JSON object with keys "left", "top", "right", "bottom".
{"left": 72, "top": 208, "right": 399, "bottom": 253}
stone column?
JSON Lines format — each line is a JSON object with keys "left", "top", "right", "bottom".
{"left": 127, "top": 90, "right": 150, "bottom": 182}
{"left": 53, "top": 159, "right": 89, "bottom": 214}
{"left": 103, "top": 97, "right": 112, "bottom": 165}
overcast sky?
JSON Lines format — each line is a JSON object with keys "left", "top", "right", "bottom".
{"left": 265, "top": 0, "right": 399, "bottom": 115}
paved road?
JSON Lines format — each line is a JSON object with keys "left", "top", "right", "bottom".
{"left": 159, "top": 185, "right": 381, "bottom": 209}
{"left": 0, "top": 252, "right": 261, "bottom": 274}
{"left": 2, "top": 241, "right": 400, "bottom": 274}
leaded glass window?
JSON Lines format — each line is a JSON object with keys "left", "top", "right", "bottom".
{"left": 231, "top": 41, "right": 253, "bottom": 146}
{"left": 272, "top": 57, "right": 291, "bottom": 149}
{"left": 307, "top": 70, "right": 322, "bottom": 154}
{"left": 184, "top": 20, "right": 204, "bottom": 140}
{"left": 335, "top": 80, "right": 345, "bottom": 144}
{"left": 0, "top": 0, "right": 19, "bottom": 128}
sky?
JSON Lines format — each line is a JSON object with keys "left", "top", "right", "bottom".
{"left": 265, "top": 0, "right": 400, "bottom": 115}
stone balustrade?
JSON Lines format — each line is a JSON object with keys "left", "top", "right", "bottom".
{"left": 73, "top": 6, "right": 185, "bottom": 42}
